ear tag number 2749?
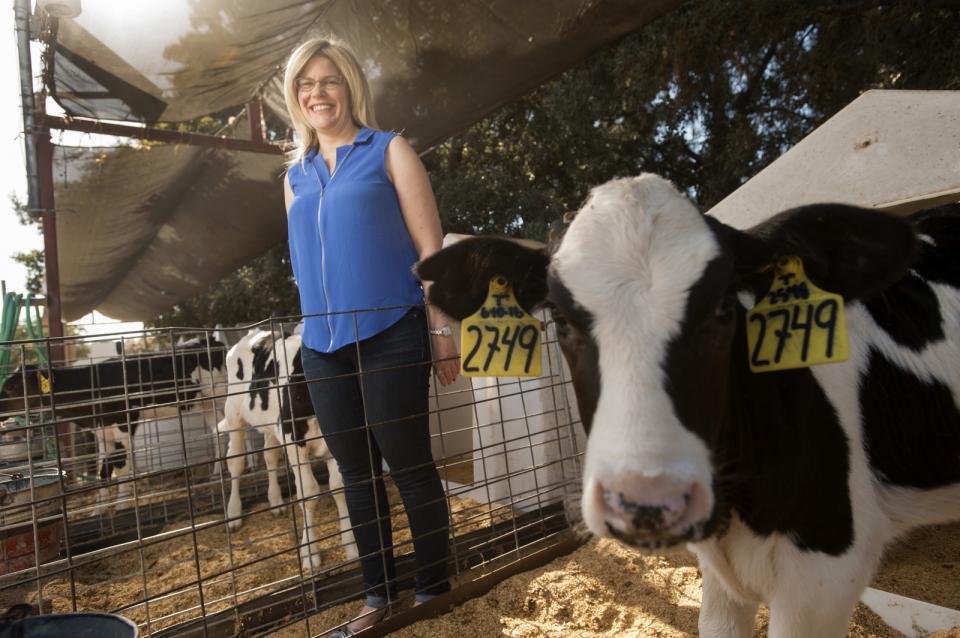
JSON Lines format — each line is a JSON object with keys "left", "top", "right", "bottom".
{"left": 460, "top": 276, "right": 543, "bottom": 378}
{"left": 746, "top": 256, "right": 848, "bottom": 373}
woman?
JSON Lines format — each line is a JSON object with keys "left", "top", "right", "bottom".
{"left": 282, "top": 38, "right": 460, "bottom": 636}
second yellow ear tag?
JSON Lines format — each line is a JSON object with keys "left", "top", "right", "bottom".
{"left": 460, "top": 276, "right": 543, "bottom": 377}
{"left": 39, "top": 372, "right": 51, "bottom": 394}
{"left": 746, "top": 256, "right": 849, "bottom": 373}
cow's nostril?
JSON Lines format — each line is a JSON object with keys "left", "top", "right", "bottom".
{"left": 596, "top": 474, "right": 708, "bottom": 545}
{"left": 624, "top": 501, "right": 669, "bottom": 530}
{"left": 605, "top": 488, "right": 682, "bottom": 528}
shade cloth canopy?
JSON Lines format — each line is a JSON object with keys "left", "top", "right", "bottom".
{"left": 53, "top": 137, "right": 285, "bottom": 321}
{"left": 46, "top": 0, "right": 681, "bottom": 320}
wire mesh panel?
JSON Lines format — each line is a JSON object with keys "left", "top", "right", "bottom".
{"left": 0, "top": 306, "right": 584, "bottom": 636}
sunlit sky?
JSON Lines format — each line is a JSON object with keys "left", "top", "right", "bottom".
{"left": 1, "top": 3, "right": 36, "bottom": 296}
{"left": 0, "top": 3, "right": 141, "bottom": 335}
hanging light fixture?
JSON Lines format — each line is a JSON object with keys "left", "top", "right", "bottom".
{"left": 37, "top": 0, "right": 81, "bottom": 19}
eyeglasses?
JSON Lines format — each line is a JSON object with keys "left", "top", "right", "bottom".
{"left": 296, "top": 76, "right": 344, "bottom": 93}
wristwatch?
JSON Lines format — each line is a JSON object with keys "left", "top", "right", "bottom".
{"left": 428, "top": 324, "right": 453, "bottom": 337}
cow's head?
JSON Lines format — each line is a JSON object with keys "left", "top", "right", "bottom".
{"left": 175, "top": 336, "right": 228, "bottom": 391}
{"left": 176, "top": 336, "right": 227, "bottom": 372}
{"left": 0, "top": 366, "right": 46, "bottom": 419}
{"left": 417, "top": 174, "right": 915, "bottom": 549}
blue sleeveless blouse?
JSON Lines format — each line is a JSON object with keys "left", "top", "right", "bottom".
{"left": 286, "top": 128, "right": 424, "bottom": 353}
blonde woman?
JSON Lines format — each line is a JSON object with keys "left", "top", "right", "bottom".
{"left": 282, "top": 38, "right": 457, "bottom": 636}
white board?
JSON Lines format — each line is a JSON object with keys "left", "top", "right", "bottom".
{"left": 709, "top": 90, "right": 960, "bottom": 227}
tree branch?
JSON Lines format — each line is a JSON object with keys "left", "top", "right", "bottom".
{"left": 814, "top": 0, "right": 960, "bottom": 17}
{"left": 733, "top": 43, "right": 779, "bottom": 113}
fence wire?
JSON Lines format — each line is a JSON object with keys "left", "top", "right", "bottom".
{"left": 0, "top": 305, "right": 584, "bottom": 636}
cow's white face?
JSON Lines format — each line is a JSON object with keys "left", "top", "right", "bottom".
{"left": 549, "top": 175, "right": 733, "bottom": 548}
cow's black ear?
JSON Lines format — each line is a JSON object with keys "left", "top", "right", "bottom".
{"left": 745, "top": 204, "right": 918, "bottom": 300}
{"left": 704, "top": 217, "right": 776, "bottom": 284}
{"left": 546, "top": 211, "right": 577, "bottom": 255}
{"left": 415, "top": 237, "right": 550, "bottom": 320}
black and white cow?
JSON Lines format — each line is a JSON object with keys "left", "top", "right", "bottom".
{"left": 417, "top": 174, "right": 960, "bottom": 637}
{"left": 0, "top": 337, "right": 226, "bottom": 512}
{"left": 217, "top": 329, "right": 355, "bottom": 571}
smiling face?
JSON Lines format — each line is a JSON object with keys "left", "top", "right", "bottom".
{"left": 296, "top": 55, "right": 352, "bottom": 135}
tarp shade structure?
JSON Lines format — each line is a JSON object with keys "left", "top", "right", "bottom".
{"left": 53, "top": 113, "right": 286, "bottom": 321}
{"left": 50, "top": 0, "right": 681, "bottom": 149}
{"left": 45, "top": 0, "right": 682, "bottom": 321}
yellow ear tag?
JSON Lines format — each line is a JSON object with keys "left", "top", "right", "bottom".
{"left": 39, "top": 373, "right": 51, "bottom": 394}
{"left": 460, "top": 275, "right": 543, "bottom": 377}
{"left": 746, "top": 256, "right": 849, "bottom": 373}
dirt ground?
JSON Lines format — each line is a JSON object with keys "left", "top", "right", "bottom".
{"left": 2, "top": 466, "right": 956, "bottom": 637}
{"left": 381, "top": 522, "right": 960, "bottom": 638}
{"left": 0, "top": 477, "right": 506, "bottom": 634}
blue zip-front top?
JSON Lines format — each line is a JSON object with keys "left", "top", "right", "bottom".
{"left": 286, "top": 128, "right": 424, "bottom": 353}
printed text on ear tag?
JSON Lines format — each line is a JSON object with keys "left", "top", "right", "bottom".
{"left": 460, "top": 276, "right": 543, "bottom": 377}
{"left": 746, "top": 256, "right": 848, "bottom": 373}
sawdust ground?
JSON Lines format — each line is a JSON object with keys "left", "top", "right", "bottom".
{"left": 384, "top": 522, "right": 960, "bottom": 638}
{"left": 3, "top": 464, "right": 955, "bottom": 638}
{"left": 0, "top": 477, "right": 505, "bottom": 634}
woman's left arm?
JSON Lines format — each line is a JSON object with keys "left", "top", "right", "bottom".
{"left": 386, "top": 135, "right": 460, "bottom": 386}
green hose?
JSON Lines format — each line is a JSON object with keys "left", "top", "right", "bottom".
{"left": 23, "top": 295, "right": 48, "bottom": 368}
{"left": 0, "top": 292, "right": 23, "bottom": 393}
{"left": 0, "top": 291, "right": 52, "bottom": 393}
{"left": 1, "top": 293, "right": 20, "bottom": 342}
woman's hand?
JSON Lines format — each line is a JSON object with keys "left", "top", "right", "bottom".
{"left": 430, "top": 334, "right": 460, "bottom": 386}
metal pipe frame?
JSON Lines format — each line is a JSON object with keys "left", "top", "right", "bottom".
{"left": 14, "top": 0, "right": 39, "bottom": 213}
{"left": 40, "top": 114, "right": 284, "bottom": 155}
{"left": 15, "top": 0, "right": 65, "bottom": 359}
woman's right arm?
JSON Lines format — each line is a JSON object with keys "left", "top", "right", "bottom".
{"left": 284, "top": 173, "right": 294, "bottom": 214}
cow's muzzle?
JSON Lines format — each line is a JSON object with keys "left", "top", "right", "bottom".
{"left": 586, "top": 473, "right": 711, "bottom": 549}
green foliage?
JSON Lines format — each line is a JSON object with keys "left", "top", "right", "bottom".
{"left": 424, "top": 0, "right": 960, "bottom": 231}
{"left": 152, "top": 0, "right": 960, "bottom": 326}
{"left": 8, "top": 192, "right": 45, "bottom": 297}
{"left": 10, "top": 192, "right": 39, "bottom": 228}
{"left": 11, "top": 250, "right": 44, "bottom": 296}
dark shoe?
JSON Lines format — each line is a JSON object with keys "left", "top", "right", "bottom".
{"left": 327, "top": 605, "right": 387, "bottom": 637}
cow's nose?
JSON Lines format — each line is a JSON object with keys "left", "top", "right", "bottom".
{"left": 596, "top": 474, "right": 709, "bottom": 546}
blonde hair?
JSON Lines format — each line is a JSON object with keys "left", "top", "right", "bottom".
{"left": 283, "top": 38, "right": 378, "bottom": 167}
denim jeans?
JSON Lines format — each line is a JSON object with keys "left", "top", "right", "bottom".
{"left": 301, "top": 307, "right": 451, "bottom": 607}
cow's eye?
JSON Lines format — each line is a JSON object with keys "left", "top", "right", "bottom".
{"left": 714, "top": 296, "right": 736, "bottom": 323}
{"left": 552, "top": 312, "right": 570, "bottom": 336}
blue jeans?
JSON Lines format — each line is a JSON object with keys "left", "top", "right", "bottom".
{"left": 301, "top": 307, "right": 450, "bottom": 607}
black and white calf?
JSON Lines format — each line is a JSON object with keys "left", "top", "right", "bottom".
{"left": 217, "top": 329, "right": 355, "bottom": 571}
{"left": 0, "top": 337, "right": 226, "bottom": 512}
{"left": 417, "top": 174, "right": 960, "bottom": 637}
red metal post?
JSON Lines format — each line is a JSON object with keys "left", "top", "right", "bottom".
{"left": 36, "top": 125, "right": 64, "bottom": 361}
{"left": 247, "top": 98, "right": 264, "bottom": 142}
{"left": 36, "top": 120, "right": 71, "bottom": 465}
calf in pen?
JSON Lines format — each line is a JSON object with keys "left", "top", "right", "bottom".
{"left": 0, "top": 337, "right": 226, "bottom": 512}
{"left": 217, "top": 327, "right": 356, "bottom": 570}
{"left": 0, "top": 319, "right": 583, "bottom": 636}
